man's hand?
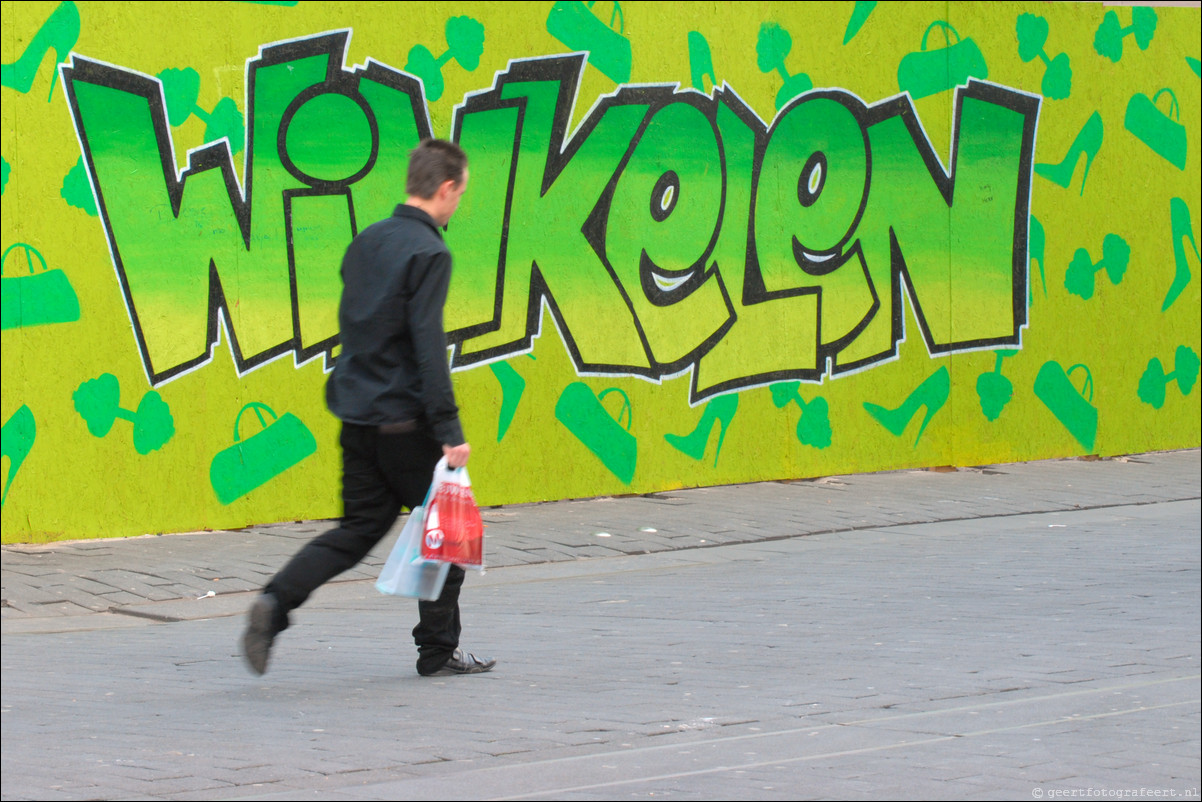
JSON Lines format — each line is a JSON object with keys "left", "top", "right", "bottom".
{"left": 443, "top": 442, "right": 471, "bottom": 469}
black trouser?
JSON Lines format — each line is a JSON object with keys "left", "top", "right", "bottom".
{"left": 265, "top": 422, "right": 465, "bottom": 674}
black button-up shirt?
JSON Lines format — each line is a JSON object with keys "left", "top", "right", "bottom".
{"left": 325, "top": 204, "right": 465, "bottom": 447}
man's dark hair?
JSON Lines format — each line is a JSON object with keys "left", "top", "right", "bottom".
{"left": 407, "top": 139, "right": 467, "bottom": 199}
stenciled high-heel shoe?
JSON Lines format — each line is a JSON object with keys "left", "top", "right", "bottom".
{"left": 1, "top": 1, "right": 80, "bottom": 102}
{"left": 2, "top": 404, "right": 36, "bottom": 507}
{"left": 863, "top": 365, "right": 950, "bottom": 446}
{"left": 1163, "top": 197, "right": 1199, "bottom": 312}
{"left": 843, "top": 1, "right": 877, "bottom": 45}
{"left": 665, "top": 393, "right": 738, "bottom": 466}
{"left": 489, "top": 361, "right": 526, "bottom": 442}
{"left": 1030, "top": 215, "right": 1046, "bottom": 304}
{"left": 688, "top": 30, "right": 716, "bottom": 92}
{"left": 1035, "top": 111, "right": 1103, "bottom": 196}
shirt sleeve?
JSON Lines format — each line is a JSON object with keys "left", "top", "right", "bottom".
{"left": 405, "top": 248, "right": 466, "bottom": 447}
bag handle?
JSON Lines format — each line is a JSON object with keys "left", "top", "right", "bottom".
{"left": 426, "top": 455, "right": 470, "bottom": 503}
{"left": 232, "top": 402, "right": 278, "bottom": 443}
{"left": 921, "top": 21, "right": 960, "bottom": 52}
{"left": 1, "top": 243, "right": 49, "bottom": 277}
{"left": 586, "top": 0, "right": 624, "bottom": 34}
{"left": 1152, "top": 88, "right": 1180, "bottom": 121}
{"left": 1066, "top": 364, "right": 1094, "bottom": 402}
{"left": 598, "top": 387, "right": 633, "bottom": 431}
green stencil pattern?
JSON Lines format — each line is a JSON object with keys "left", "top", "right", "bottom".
{"left": 1029, "top": 215, "right": 1046, "bottom": 303}
{"left": 977, "top": 350, "right": 1018, "bottom": 421}
{"left": 489, "top": 361, "right": 526, "bottom": 442}
{"left": 1035, "top": 111, "right": 1102, "bottom": 196}
{"left": 73, "top": 373, "right": 175, "bottom": 454}
{"left": 665, "top": 394, "right": 739, "bottom": 464}
{"left": 863, "top": 366, "right": 949, "bottom": 447}
{"left": 1, "top": 243, "right": 81, "bottom": 330}
{"left": 897, "top": 21, "right": 987, "bottom": 100}
{"left": 2, "top": 405, "right": 36, "bottom": 507}
{"left": 1164, "top": 198, "right": 1199, "bottom": 312}
{"left": 210, "top": 403, "right": 317, "bottom": 504}
{"left": 1094, "top": 7, "right": 1156, "bottom": 63}
{"left": 843, "top": 2, "right": 876, "bottom": 45}
{"left": 0, "top": 0, "right": 79, "bottom": 101}
{"left": 1125, "top": 88, "right": 1187, "bottom": 170}
{"left": 770, "top": 382, "right": 831, "bottom": 449}
{"left": 687, "top": 31, "right": 715, "bottom": 92}
{"left": 756, "top": 22, "right": 812, "bottom": 111}
{"left": 61, "top": 157, "right": 96, "bottom": 215}
{"left": 405, "top": 16, "right": 485, "bottom": 102}
{"left": 1065, "top": 234, "right": 1129, "bottom": 300}
{"left": 555, "top": 383, "right": 637, "bottom": 484}
{"left": 546, "top": 1, "right": 631, "bottom": 83}
{"left": 157, "top": 68, "right": 245, "bottom": 154}
{"left": 1034, "top": 361, "right": 1097, "bottom": 452}
{"left": 1016, "top": 13, "right": 1072, "bottom": 99}
{"left": 1138, "top": 346, "right": 1200, "bottom": 409}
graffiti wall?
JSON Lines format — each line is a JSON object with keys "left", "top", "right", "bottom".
{"left": 2, "top": 1, "right": 1199, "bottom": 542}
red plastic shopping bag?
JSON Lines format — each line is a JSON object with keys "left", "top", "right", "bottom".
{"left": 422, "top": 458, "right": 484, "bottom": 569}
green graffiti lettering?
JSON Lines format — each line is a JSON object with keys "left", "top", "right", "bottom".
{"left": 449, "top": 58, "right": 648, "bottom": 371}
{"left": 838, "top": 85, "right": 1038, "bottom": 370}
{"left": 444, "top": 105, "right": 520, "bottom": 336}
{"left": 350, "top": 67, "right": 429, "bottom": 237}
{"left": 601, "top": 97, "right": 732, "bottom": 370}
{"left": 63, "top": 33, "right": 423, "bottom": 383}
{"left": 753, "top": 93, "right": 876, "bottom": 361}
{"left": 64, "top": 39, "right": 1037, "bottom": 395}
{"left": 694, "top": 93, "right": 818, "bottom": 395}
{"left": 68, "top": 75, "right": 248, "bottom": 379}
{"left": 286, "top": 190, "right": 350, "bottom": 358}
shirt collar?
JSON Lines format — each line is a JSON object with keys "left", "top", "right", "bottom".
{"left": 393, "top": 203, "right": 441, "bottom": 235}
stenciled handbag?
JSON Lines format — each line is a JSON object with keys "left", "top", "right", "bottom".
{"left": 897, "top": 21, "right": 988, "bottom": 100}
{"left": 555, "top": 382, "right": 637, "bottom": 484}
{"left": 1034, "top": 361, "right": 1097, "bottom": 452}
{"left": 1125, "top": 88, "right": 1187, "bottom": 170}
{"left": 209, "top": 402, "right": 317, "bottom": 505}
{"left": 1, "top": 242, "right": 81, "bottom": 330}
{"left": 545, "top": 0, "right": 631, "bottom": 83}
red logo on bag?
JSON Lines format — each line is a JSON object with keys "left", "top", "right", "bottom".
{"left": 425, "top": 528, "right": 444, "bottom": 550}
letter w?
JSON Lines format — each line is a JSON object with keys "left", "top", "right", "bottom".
{"left": 64, "top": 57, "right": 293, "bottom": 384}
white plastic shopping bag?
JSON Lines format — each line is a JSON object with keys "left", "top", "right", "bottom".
{"left": 376, "top": 505, "right": 450, "bottom": 601}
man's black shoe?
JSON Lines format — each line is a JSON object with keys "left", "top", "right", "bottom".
{"left": 421, "top": 648, "right": 496, "bottom": 676}
{"left": 242, "top": 594, "right": 279, "bottom": 676}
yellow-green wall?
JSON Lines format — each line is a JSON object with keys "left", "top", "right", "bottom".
{"left": 3, "top": 1, "right": 1199, "bottom": 542}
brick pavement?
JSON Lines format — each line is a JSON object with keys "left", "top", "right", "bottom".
{"left": 1, "top": 450, "right": 1199, "bottom": 800}
{"left": 3, "top": 450, "right": 1198, "bottom": 626}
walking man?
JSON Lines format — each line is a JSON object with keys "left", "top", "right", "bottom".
{"left": 241, "top": 139, "right": 495, "bottom": 678}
